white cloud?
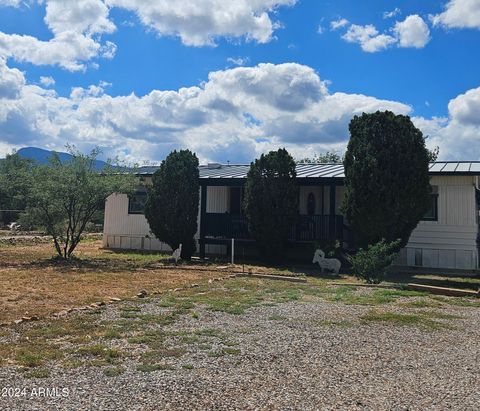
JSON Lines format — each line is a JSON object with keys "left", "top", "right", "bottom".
{"left": 39, "top": 76, "right": 55, "bottom": 87}
{"left": 0, "top": 0, "right": 21, "bottom": 7}
{"left": 0, "top": 0, "right": 298, "bottom": 71}
{"left": 447, "top": 86, "right": 480, "bottom": 126}
{"left": 0, "top": 31, "right": 106, "bottom": 71}
{"left": 3, "top": 59, "right": 480, "bottom": 162}
{"left": 0, "top": 57, "right": 25, "bottom": 99}
{"left": 330, "top": 18, "right": 349, "bottom": 30}
{"left": 105, "top": 0, "right": 297, "bottom": 46}
{"left": 0, "top": 0, "right": 117, "bottom": 71}
{"left": 342, "top": 24, "right": 396, "bottom": 52}
{"left": 0, "top": 61, "right": 415, "bottom": 163}
{"left": 383, "top": 8, "right": 401, "bottom": 19}
{"left": 394, "top": 15, "right": 430, "bottom": 48}
{"left": 431, "top": 0, "right": 480, "bottom": 29}
{"left": 340, "top": 15, "right": 431, "bottom": 52}
{"left": 413, "top": 86, "right": 480, "bottom": 160}
{"left": 45, "top": 0, "right": 115, "bottom": 36}
{"left": 227, "top": 57, "right": 250, "bottom": 67}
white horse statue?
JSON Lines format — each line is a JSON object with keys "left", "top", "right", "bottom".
{"left": 312, "top": 249, "right": 341, "bottom": 274}
{"left": 172, "top": 243, "right": 182, "bottom": 263}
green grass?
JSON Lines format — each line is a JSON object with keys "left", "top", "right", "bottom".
{"left": 317, "top": 319, "right": 355, "bottom": 328}
{"left": 104, "top": 366, "right": 125, "bottom": 377}
{"left": 103, "top": 328, "right": 124, "bottom": 339}
{"left": 360, "top": 310, "right": 456, "bottom": 330}
{"left": 223, "top": 348, "right": 241, "bottom": 355}
{"left": 75, "top": 344, "right": 122, "bottom": 364}
{"left": 432, "top": 296, "right": 480, "bottom": 308}
{"left": 16, "top": 353, "right": 44, "bottom": 368}
{"left": 24, "top": 368, "right": 50, "bottom": 378}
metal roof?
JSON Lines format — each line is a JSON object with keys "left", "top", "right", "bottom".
{"left": 136, "top": 161, "right": 480, "bottom": 179}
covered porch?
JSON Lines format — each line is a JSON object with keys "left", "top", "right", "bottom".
{"left": 198, "top": 177, "right": 348, "bottom": 258}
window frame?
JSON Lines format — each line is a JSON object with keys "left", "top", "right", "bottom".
{"left": 128, "top": 189, "right": 148, "bottom": 215}
{"left": 421, "top": 186, "right": 438, "bottom": 222}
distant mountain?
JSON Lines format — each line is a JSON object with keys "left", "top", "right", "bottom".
{"left": 15, "top": 147, "right": 108, "bottom": 170}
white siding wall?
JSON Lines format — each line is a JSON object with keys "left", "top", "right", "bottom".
{"left": 103, "top": 186, "right": 230, "bottom": 253}
{"left": 397, "top": 176, "right": 478, "bottom": 270}
{"left": 103, "top": 193, "right": 172, "bottom": 251}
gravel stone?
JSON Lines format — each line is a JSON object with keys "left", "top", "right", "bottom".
{"left": 1, "top": 292, "right": 479, "bottom": 410}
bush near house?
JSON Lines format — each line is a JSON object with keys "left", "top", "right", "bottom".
{"left": 348, "top": 239, "right": 401, "bottom": 284}
{"left": 244, "top": 148, "right": 299, "bottom": 260}
{"left": 145, "top": 149, "right": 199, "bottom": 260}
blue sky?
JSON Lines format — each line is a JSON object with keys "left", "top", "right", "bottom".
{"left": 0, "top": 0, "right": 479, "bottom": 163}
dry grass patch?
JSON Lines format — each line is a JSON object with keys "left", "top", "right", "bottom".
{"left": 0, "top": 240, "right": 223, "bottom": 322}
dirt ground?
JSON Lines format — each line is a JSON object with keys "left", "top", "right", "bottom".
{"left": 0, "top": 240, "right": 225, "bottom": 323}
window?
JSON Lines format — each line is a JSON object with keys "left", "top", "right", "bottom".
{"left": 128, "top": 189, "right": 147, "bottom": 214}
{"left": 422, "top": 186, "right": 438, "bottom": 221}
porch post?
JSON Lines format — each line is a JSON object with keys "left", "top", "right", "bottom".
{"left": 199, "top": 184, "right": 207, "bottom": 259}
{"left": 329, "top": 183, "right": 336, "bottom": 238}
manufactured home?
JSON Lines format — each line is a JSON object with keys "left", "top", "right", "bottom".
{"left": 103, "top": 162, "right": 480, "bottom": 271}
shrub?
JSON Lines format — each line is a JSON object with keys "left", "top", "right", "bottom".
{"left": 145, "top": 150, "right": 199, "bottom": 259}
{"left": 243, "top": 148, "right": 298, "bottom": 260}
{"left": 348, "top": 239, "right": 400, "bottom": 284}
{"left": 343, "top": 111, "right": 431, "bottom": 250}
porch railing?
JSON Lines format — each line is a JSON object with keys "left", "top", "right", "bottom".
{"left": 204, "top": 213, "right": 345, "bottom": 242}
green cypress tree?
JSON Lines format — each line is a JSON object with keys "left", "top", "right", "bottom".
{"left": 145, "top": 150, "right": 199, "bottom": 259}
{"left": 244, "top": 148, "right": 299, "bottom": 259}
{"left": 343, "top": 111, "right": 431, "bottom": 249}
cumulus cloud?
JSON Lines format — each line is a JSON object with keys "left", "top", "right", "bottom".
{"left": 412, "top": 86, "right": 480, "bottom": 160}
{"left": 0, "top": 57, "right": 25, "bottom": 99}
{"left": 0, "top": 0, "right": 297, "bottom": 71}
{"left": 2, "top": 58, "right": 479, "bottom": 162}
{"left": 340, "top": 15, "right": 430, "bottom": 52}
{"left": 342, "top": 24, "right": 396, "bottom": 52}
{"left": 0, "top": 61, "right": 416, "bottom": 163}
{"left": 105, "top": 0, "right": 297, "bottom": 46}
{"left": 394, "top": 15, "right": 430, "bottom": 48}
{"left": 447, "top": 86, "right": 480, "bottom": 126}
{"left": 431, "top": 0, "right": 480, "bottom": 29}
{"left": 0, "top": 0, "right": 117, "bottom": 71}
{"left": 330, "top": 18, "right": 349, "bottom": 30}
{"left": 45, "top": 0, "right": 115, "bottom": 36}
{"left": 39, "top": 76, "right": 55, "bottom": 87}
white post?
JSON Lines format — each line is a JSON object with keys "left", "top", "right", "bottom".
{"left": 231, "top": 238, "right": 235, "bottom": 265}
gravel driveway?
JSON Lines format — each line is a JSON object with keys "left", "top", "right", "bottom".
{"left": 1, "top": 279, "right": 479, "bottom": 410}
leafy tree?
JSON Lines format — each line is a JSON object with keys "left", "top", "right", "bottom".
{"left": 298, "top": 151, "right": 342, "bottom": 164}
{"left": 145, "top": 150, "right": 199, "bottom": 260}
{"left": 343, "top": 111, "right": 431, "bottom": 249}
{"left": 348, "top": 239, "right": 400, "bottom": 284}
{"left": 25, "top": 147, "right": 135, "bottom": 259}
{"left": 0, "top": 153, "right": 33, "bottom": 225}
{"left": 427, "top": 145, "right": 440, "bottom": 162}
{"left": 244, "top": 148, "right": 299, "bottom": 259}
